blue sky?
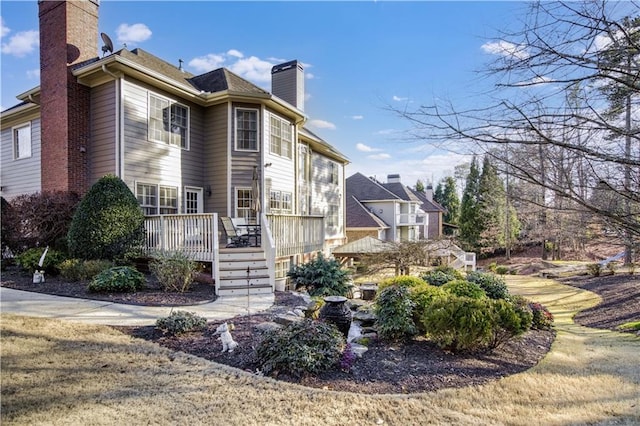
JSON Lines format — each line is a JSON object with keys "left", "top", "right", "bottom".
{"left": 1, "top": 1, "right": 527, "bottom": 188}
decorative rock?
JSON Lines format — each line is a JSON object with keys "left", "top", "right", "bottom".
{"left": 349, "top": 342, "right": 368, "bottom": 358}
{"left": 274, "top": 313, "right": 304, "bottom": 327}
{"left": 352, "top": 310, "right": 377, "bottom": 326}
{"left": 253, "top": 322, "right": 282, "bottom": 333}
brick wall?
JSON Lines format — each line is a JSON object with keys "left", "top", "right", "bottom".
{"left": 39, "top": 0, "right": 98, "bottom": 195}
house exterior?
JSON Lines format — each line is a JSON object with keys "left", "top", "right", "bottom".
{"left": 0, "top": 0, "right": 349, "bottom": 294}
{"left": 406, "top": 184, "right": 446, "bottom": 239}
{"left": 345, "top": 173, "right": 426, "bottom": 243}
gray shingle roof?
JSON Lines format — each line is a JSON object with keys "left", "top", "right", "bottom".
{"left": 409, "top": 187, "right": 446, "bottom": 213}
{"left": 346, "top": 195, "right": 389, "bottom": 228}
{"left": 346, "top": 172, "right": 400, "bottom": 201}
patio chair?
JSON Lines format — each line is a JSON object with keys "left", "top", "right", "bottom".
{"left": 220, "top": 216, "right": 251, "bottom": 248}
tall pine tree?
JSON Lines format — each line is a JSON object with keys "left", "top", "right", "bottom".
{"left": 458, "top": 156, "right": 481, "bottom": 251}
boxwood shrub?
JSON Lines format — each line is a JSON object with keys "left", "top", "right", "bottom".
{"left": 87, "top": 266, "right": 146, "bottom": 293}
{"left": 256, "top": 319, "right": 345, "bottom": 377}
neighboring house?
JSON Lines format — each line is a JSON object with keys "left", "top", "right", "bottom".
{"left": 406, "top": 184, "right": 446, "bottom": 239}
{"left": 345, "top": 173, "right": 426, "bottom": 243}
{"left": 342, "top": 173, "right": 475, "bottom": 271}
{"left": 0, "top": 0, "right": 348, "bottom": 294}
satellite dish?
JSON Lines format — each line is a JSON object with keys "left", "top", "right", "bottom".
{"left": 100, "top": 32, "right": 114, "bottom": 56}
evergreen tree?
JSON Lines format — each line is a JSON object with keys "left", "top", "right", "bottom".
{"left": 415, "top": 179, "right": 425, "bottom": 193}
{"left": 433, "top": 181, "right": 444, "bottom": 205}
{"left": 458, "top": 156, "right": 481, "bottom": 251}
{"left": 441, "top": 176, "right": 459, "bottom": 226}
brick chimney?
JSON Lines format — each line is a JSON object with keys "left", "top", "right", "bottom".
{"left": 38, "top": 0, "right": 99, "bottom": 195}
{"left": 271, "top": 60, "right": 304, "bottom": 111}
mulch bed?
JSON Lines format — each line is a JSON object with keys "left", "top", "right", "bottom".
{"left": 0, "top": 266, "right": 217, "bottom": 306}
{"left": 3, "top": 266, "right": 638, "bottom": 394}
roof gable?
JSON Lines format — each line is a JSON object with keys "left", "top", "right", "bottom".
{"left": 346, "top": 172, "right": 400, "bottom": 201}
{"left": 346, "top": 195, "right": 389, "bottom": 228}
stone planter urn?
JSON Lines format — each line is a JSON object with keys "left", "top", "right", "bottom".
{"left": 318, "top": 295, "right": 352, "bottom": 337}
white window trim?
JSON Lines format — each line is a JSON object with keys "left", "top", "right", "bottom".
{"left": 234, "top": 107, "right": 260, "bottom": 152}
{"left": 12, "top": 123, "right": 32, "bottom": 160}
{"left": 135, "top": 181, "right": 179, "bottom": 215}
{"left": 147, "top": 92, "right": 190, "bottom": 150}
{"left": 329, "top": 161, "right": 339, "bottom": 185}
{"left": 235, "top": 186, "right": 255, "bottom": 220}
{"left": 269, "top": 112, "right": 293, "bottom": 159}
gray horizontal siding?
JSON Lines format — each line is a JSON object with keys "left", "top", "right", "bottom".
{"left": 90, "top": 81, "right": 117, "bottom": 183}
{"left": 121, "top": 78, "right": 205, "bottom": 196}
{"left": 0, "top": 119, "right": 41, "bottom": 200}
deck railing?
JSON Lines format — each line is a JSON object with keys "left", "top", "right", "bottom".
{"left": 266, "top": 214, "right": 325, "bottom": 258}
{"left": 143, "top": 213, "right": 219, "bottom": 263}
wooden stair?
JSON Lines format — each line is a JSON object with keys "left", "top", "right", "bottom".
{"left": 217, "top": 247, "right": 273, "bottom": 296}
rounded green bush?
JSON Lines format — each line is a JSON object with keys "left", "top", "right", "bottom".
{"left": 374, "top": 285, "right": 417, "bottom": 341}
{"left": 442, "top": 279, "right": 486, "bottom": 299}
{"left": 377, "top": 275, "right": 426, "bottom": 293}
{"left": 67, "top": 175, "right": 145, "bottom": 262}
{"left": 87, "top": 266, "right": 146, "bottom": 293}
{"left": 256, "top": 319, "right": 345, "bottom": 377}
{"left": 466, "top": 271, "right": 509, "bottom": 299}
{"left": 421, "top": 294, "right": 529, "bottom": 352}
{"left": 156, "top": 311, "right": 206, "bottom": 335}
{"left": 16, "top": 247, "right": 66, "bottom": 275}
{"left": 59, "top": 259, "right": 113, "bottom": 281}
{"left": 287, "top": 252, "right": 351, "bottom": 297}
{"left": 409, "top": 283, "right": 447, "bottom": 333}
{"left": 421, "top": 267, "right": 464, "bottom": 287}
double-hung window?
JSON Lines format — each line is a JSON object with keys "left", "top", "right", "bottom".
{"left": 269, "top": 114, "right": 292, "bottom": 158}
{"left": 149, "top": 94, "right": 189, "bottom": 148}
{"left": 269, "top": 190, "right": 292, "bottom": 214}
{"left": 327, "top": 203, "right": 339, "bottom": 228}
{"left": 13, "top": 123, "right": 32, "bottom": 160}
{"left": 329, "top": 162, "right": 339, "bottom": 185}
{"left": 236, "top": 188, "right": 255, "bottom": 221}
{"left": 136, "top": 183, "right": 179, "bottom": 215}
{"left": 235, "top": 108, "right": 258, "bottom": 151}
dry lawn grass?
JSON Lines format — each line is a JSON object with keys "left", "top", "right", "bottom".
{"left": 2, "top": 276, "right": 639, "bottom": 425}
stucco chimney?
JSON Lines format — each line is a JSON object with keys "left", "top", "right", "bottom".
{"left": 38, "top": 0, "right": 99, "bottom": 195}
{"left": 425, "top": 184, "right": 434, "bottom": 202}
{"left": 271, "top": 60, "right": 304, "bottom": 111}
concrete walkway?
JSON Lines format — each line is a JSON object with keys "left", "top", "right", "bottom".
{"left": 0, "top": 287, "right": 274, "bottom": 326}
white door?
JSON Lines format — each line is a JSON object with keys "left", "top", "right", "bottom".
{"left": 184, "top": 187, "right": 203, "bottom": 214}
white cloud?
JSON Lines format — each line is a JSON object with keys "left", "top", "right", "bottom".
{"left": 376, "top": 129, "right": 395, "bottom": 135}
{"left": 116, "top": 23, "right": 152, "bottom": 45}
{"left": 1, "top": 29, "right": 38, "bottom": 57}
{"left": 26, "top": 68, "right": 39, "bottom": 79}
{"left": 306, "top": 72, "right": 315, "bottom": 80}
{"left": 227, "top": 49, "right": 243, "bottom": 58}
{"left": 392, "top": 95, "right": 408, "bottom": 102}
{"left": 368, "top": 153, "right": 391, "bottom": 160}
{"left": 308, "top": 119, "right": 336, "bottom": 130}
{"left": 1, "top": 17, "right": 10, "bottom": 38}
{"left": 189, "top": 53, "right": 226, "bottom": 72}
{"left": 351, "top": 115, "right": 364, "bottom": 120}
{"left": 229, "top": 56, "right": 274, "bottom": 83}
{"left": 481, "top": 40, "right": 529, "bottom": 60}
{"left": 356, "top": 143, "right": 380, "bottom": 152}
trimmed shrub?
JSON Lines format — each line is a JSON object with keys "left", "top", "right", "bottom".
{"left": 256, "top": 319, "right": 345, "bottom": 377}
{"left": 67, "top": 175, "right": 145, "bottom": 263}
{"left": 529, "top": 302, "right": 554, "bottom": 329}
{"left": 156, "top": 311, "right": 206, "bottom": 335}
{"left": 409, "top": 283, "right": 447, "bottom": 333}
{"left": 507, "top": 294, "right": 534, "bottom": 332}
{"left": 495, "top": 266, "right": 509, "bottom": 275}
{"left": 2, "top": 191, "right": 80, "bottom": 253}
{"left": 421, "top": 266, "right": 464, "bottom": 287}
{"left": 15, "top": 247, "right": 66, "bottom": 275}
{"left": 87, "top": 266, "right": 146, "bottom": 293}
{"left": 149, "top": 251, "right": 198, "bottom": 293}
{"left": 377, "top": 275, "right": 426, "bottom": 293}
{"left": 421, "top": 294, "right": 529, "bottom": 352}
{"left": 466, "top": 271, "right": 509, "bottom": 300}
{"left": 59, "top": 259, "right": 113, "bottom": 281}
{"left": 287, "top": 252, "right": 351, "bottom": 297}
{"left": 442, "top": 279, "right": 486, "bottom": 299}
{"left": 375, "top": 285, "right": 417, "bottom": 341}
